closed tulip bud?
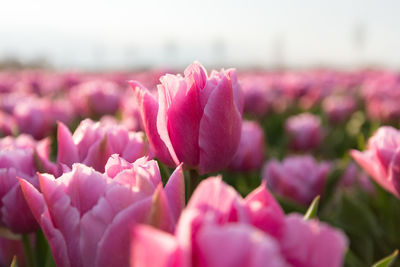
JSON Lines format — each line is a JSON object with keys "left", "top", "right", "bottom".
{"left": 228, "top": 120, "right": 265, "bottom": 171}
{"left": 130, "top": 61, "right": 243, "bottom": 174}
{"left": 285, "top": 113, "right": 323, "bottom": 151}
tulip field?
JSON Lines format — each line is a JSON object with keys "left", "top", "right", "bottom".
{"left": 1, "top": 62, "right": 400, "bottom": 267}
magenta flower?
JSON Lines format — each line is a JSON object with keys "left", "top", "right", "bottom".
{"left": 0, "top": 237, "right": 25, "bottom": 267}
{"left": 322, "top": 95, "right": 356, "bottom": 124}
{"left": 20, "top": 155, "right": 184, "bottom": 267}
{"left": 131, "top": 177, "right": 347, "bottom": 267}
{"left": 130, "top": 61, "right": 243, "bottom": 174}
{"left": 285, "top": 113, "right": 323, "bottom": 151}
{"left": 0, "top": 135, "right": 55, "bottom": 233}
{"left": 228, "top": 120, "right": 266, "bottom": 171}
{"left": 57, "top": 119, "right": 150, "bottom": 172}
{"left": 351, "top": 126, "right": 400, "bottom": 198}
{"left": 263, "top": 155, "right": 331, "bottom": 205}
{"left": 68, "top": 80, "right": 122, "bottom": 117}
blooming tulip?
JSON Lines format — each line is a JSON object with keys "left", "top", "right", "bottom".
{"left": 20, "top": 155, "right": 184, "bottom": 267}
{"left": 262, "top": 155, "right": 331, "bottom": 205}
{"left": 57, "top": 119, "right": 150, "bottom": 172}
{"left": 351, "top": 126, "right": 400, "bottom": 198}
{"left": 131, "top": 177, "right": 347, "bottom": 267}
{"left": 131, "top": 61, "right": 243, "bottom": 174}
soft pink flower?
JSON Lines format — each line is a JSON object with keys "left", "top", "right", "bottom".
{"left": 68, "top": 80, "right": 122, "bottom": 117}
{"left": 131, "top": 177, "right": 347, "bottom": 267}
{"left": 285, "top": 113, "right": 323, "bottom": 151}
{"left": 20, "top": 155, "right": 184, "bottom": 267}
{"left": 0, "top": 135, "right": 55, "bottom": 233}
{"left": 322, "top": 95, "right": 356, "bottom": 123}
{"left": 229, "top": 120, "right": 265, "bottom": 171}
{"left": 57, "top": 119, "right": 150, "bottom": 172}
{"left": 263, "top": 155, "right": 331, "bottom": 205}
{"left": 351, "top": 126, "right": 400, "bottom": 198}
{"left": 339, "top": 162, "right": 375, "bottom": 193}
{"left": 131, "top": 61, "right": 243, "bottom": 174}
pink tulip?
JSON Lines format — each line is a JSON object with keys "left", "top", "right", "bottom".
{"left": 351, "top": 126, "right": 400, "bottom": 198}
{"left": 322, "top": 95, "right": 356, "bottom": 124}
{"left": 263, "top": 155, "right": 331, "bottom": 205}
{"left": 0, "top": 111, "right": 16, "bottom": 136}
{"left": 339, "top": 162, "right": 375, "bottom": 194}
{"left": 0, "top": 135, "right": 55, "bottom": 233}
{"left": 57, "top": 119, "right": 150, "bottom": 172}
{"left": 228, "top": 120, "right": 265, "bottom": 171}
{"left": 131, "top": 177, "right": 347, "bottom": 267}
{"left": 68, "top": 80, "right": 121, "bottom": 117}
{"left": 279, "top": 214, "right": 348, "bottom": 267}
{"left": 20, "top": 155, "right": 184, "bottom": 267}
{"left": 285, "top": 113, "right": 323, "bottom": 151}
{"left": 130, "top": 61, "right": 243, "bottom": 174}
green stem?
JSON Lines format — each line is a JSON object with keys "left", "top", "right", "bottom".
{"left": 22, "top": 234, "right": 37, "bottom": 267}
{"left": 188, "top": 169, "right": 201, "bottom": 199}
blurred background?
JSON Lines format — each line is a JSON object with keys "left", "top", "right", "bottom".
{"left": 1, "top": 0, "right": 399, "bottom": 70}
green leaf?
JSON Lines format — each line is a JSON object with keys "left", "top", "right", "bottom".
{"left": 10, "top": 256, "right": 17, "bottom": 267}
{"left": 372, "top": 250, "right": 398, "bottom": 267}
{"left": 304, "top": 195, "right": 320, "bottom": 220}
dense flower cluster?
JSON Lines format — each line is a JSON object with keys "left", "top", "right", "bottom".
{"left": 0, "top": 63, "right": 399, "bottom": 267}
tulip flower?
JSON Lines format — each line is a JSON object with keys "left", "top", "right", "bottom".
{"left": 322, "top": 95, "right": 356, "bottom": 124}
{"left": 262, "top": 155, "right": 331, "bottom": 205}
{"left": 57, "top": 119, "right": 150, "bottom": 172}
{"left": 285, "top": 113, "right": 323, "bottom": 151}
{"left": 131, "top": 177, "right": 347, "bottom": 267}
{"left": 0, "top": 237, "right": 25, "bottom": 267}
{"left": 228, "top": 120, "right": 265, "bottom": 171}
{"left": 351, "top": 126, "right": 400, "bottom": 198}
{"left": 20, "top": 155, "right": 184, "bottom": 267}
{"left": 68, "top": 80, "right": 121, "bottom": 117}
{"left": 130, "top": 61, "right": 243, "bottom": 174}
{"left": 0, "top": 135, "right": 55, "bottom": 233}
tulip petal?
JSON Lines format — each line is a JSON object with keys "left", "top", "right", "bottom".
{"left": 57, "top": 122, "right": 79, "bottom": 167}
{"left": 164, "top": 164, "right": 185, "bottom": 224}
{"left": 131, "top": 225, "right": 180, "bottom": 267}
{"left": 95, "top": 197, "right": 152, "bottom": 267}
{"left": 198, "top": 74, "right": 242, "bottom": 174}
{"left": 130, "top": 81, "right": 176, "bottom": 166}
{"left": 388, "top": 149, "right": 400, "bottom": 197}
{"left": 244, "top": 182, "right": 285, "bottom": 238}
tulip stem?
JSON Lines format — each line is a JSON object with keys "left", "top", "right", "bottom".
{"left": 188, "top": 169, "right": 200, "bottom": 199}
{"left": 22, "top": 234, "right": 37, "bottom": 267}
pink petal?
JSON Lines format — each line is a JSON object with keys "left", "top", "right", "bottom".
{"left": 57, "top": 122, "right": 79, "bottom": 167}
{"left": 130, "top": 81, "right": 176, "bottom": 166}
{"left": 164, "top": 164, "right": 185, "bottom": 224}
{"left": 198, "top": 74, "right": 242, "bottom": 174}
{"left": 131, "top": 225, "right": 180, "bottom": 267}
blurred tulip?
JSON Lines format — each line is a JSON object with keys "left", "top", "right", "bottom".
{"left": 340, "top": 162, "right": 375, "bottom": 194}
{"left": 20, "top": 155, "right": 184, "bottom": 267}
{"left": 131, "top": 177, "right": 347, "bottom": 267}
{"left": 351, "top": 126, "right": 400, "bottom": 198}
{"left": 57, "top": 119, "right": 150, "bottom": 172}
{"left": 228, "top": 120, "right": 265, "bottom": 171}
{"left": 322, "top": 95, "right": 356, "bottom": 123}
{"left": 0, "top": 135, "right": 56, "bottom": 233}
{"left": 69, "top": 80, "right": 122, "bottom": 117}
{"left": 285, "top": 113, "right": 323, "bottom": 151}
{"left": 0, "top": 237, "right": 25, "bottom": 267}
{"left": 131, "top": 61, "right": 243, "bottom": 174}
{"left": 263, "top": 155, "right": 331, "bottom": 205}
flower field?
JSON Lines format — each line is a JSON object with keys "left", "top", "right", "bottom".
{"left": 0, "top": 62, "right": 399, "bottom": 267}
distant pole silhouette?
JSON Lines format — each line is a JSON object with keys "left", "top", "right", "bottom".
{"left": 272, "top": 33, "right": 285, "bottom": 70}
{"left": 352, "top": 23, "right": 367, "bottom": 68}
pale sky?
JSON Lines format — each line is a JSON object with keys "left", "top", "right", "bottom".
{"left": 1, "top": 0, "right": 399, "bottom": 69}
